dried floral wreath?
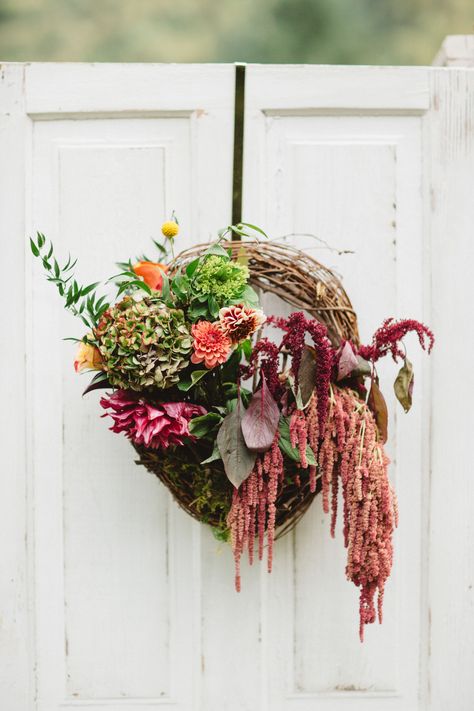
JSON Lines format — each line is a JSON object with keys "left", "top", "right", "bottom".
{"left": 31, "top": 219, "right": 433, "bottom": 641}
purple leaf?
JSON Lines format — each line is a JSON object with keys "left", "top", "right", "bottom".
{"left": 82, "top": 372, "right": 110, "bottom": 396}
{"left": 298, "top": 346, "right": 317, "bottom": 407}
{"left": 241, "top": 374, "right": 280, "bottom": 453}
{"left": 216, "top": 403, "right": 257, "bottom": 489}
{"left": 337, "top": 341, "right": 359, "bottom": 381}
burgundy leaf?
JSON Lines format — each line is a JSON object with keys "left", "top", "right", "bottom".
{"left": 241, "top": 374, "right": 280, "bottom": 452}
{"left": 337, "top": 341, "right": 359, "bottom": 381}
{"left": 82, "top": 372, "right": 110, "bottom": 396}
{"left": 216, "top": 404, "right": 257, "bottom": 488}
{"left": 298, "top": 346, "right": 317, "bottom": 406}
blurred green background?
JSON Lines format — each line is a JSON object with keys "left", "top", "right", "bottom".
{"left": 0, "top": 0, "right": 472, "bottom": 65}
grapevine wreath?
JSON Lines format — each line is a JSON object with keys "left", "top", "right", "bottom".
{"left": 31, "top": 220, "right": 433, "bottom": 640}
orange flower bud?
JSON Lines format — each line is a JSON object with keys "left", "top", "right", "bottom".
{"left": 74, "top": 342, "right": 103, "bottom": 373}
{"left": 132, "top": 261, "right": 168, "bottom": 291}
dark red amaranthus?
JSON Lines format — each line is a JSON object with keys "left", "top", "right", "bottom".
{"left": 359, "top": 317, "right": 434, "bottom": 362}
{"left": 268, "top": 312, "right": 333, "bottom": 435}
{"left": 240, "top": 337, "right": 283, "bottom": 399}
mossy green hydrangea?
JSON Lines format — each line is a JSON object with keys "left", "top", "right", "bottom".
{"left": 193, "top": 255, "right": 249, "bottom": 304}
{"left": 95, "top": 295, "right": 192, "bottom": 390}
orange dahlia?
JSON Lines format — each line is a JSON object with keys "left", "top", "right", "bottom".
{"left": 191, "top": 321, "right": 232, "bottom": 369}
{"left": 219, "top": 304, "right": 266, "bottom": 344}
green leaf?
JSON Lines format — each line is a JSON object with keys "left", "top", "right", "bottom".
{"left": 187, "top": 302, "right": 210, "bottom": 322}
{"left": 186, "top": 258, "right": 201, "bottom": 278}
{"left": 189, "top": 412, "right": 223, "bottom": 438}
{"left": 211, "top": 526, "right": 230, "bottom": 542}
{"left": 278, "top": 417, "right": 316, "bottom": 466}
{"left": 393, "top": 358, "right": 414, "bottom": 413}
{"left": 240, "top": 338, "right": 253, "bottom": 360}
{"left": 30, "top": 238, "right": 40, "bottom": 257}
{"left": 80, "top": 282, "right": 99, "bottom": 297}
{"left": 177, "top": 369, "right": 208, "bottom": 392}
{"left": 152, "top": 240, "right": 167, "bottom": 257}
{"left": 159, "top": 269, "right": 171, "bottom": 303}
{"left": 201, "top": 443, "right": 222, "bottom": 465}
{"left": 238, "top": 222, "right": 269, "bottom": 239}
{"left": 171, "top": 274, "right": 189, "bottom": 298}
{"left": 216, "top": 404, "right": 257, "bottom": 488}
{"left": 204, "top": 243, "right": 230, "bottom": 260}
{"left": 208, "top": 295, "right": 220, "bottom": 319}
{"left": 230, "top": 224, "right": 249, "bottom": 238}
{"left": 351, "top": 355, "right": 372, "bottom": 378}
{"left": 232, "top": 284, "right": 259, "bottom": 308}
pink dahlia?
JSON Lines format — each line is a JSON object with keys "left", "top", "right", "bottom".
{"left": 100, "top": 390, "right": 206, "bottom": 449}
{"left": 219, "top": 303, "right": 266, "bottom": 343}
{"left": 191, "top": 320, "right": 232, "bottom": 369}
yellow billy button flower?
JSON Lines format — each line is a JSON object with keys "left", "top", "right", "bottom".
{"left": 161, "top": 221, "right": 179, "bottom": 239}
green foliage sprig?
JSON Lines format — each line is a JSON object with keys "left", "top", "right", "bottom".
{"left": 30, "top": 232, "right": 109, "bottom": 329}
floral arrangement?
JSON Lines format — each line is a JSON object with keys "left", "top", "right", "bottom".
{"left": 31, "top": 219, "right": 433, "bottom": 641}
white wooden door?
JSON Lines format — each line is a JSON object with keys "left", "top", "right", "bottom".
{"left": 1, "top": 62, "right": 473, "bottom": 711}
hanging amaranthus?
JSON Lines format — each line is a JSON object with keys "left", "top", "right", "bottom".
{"left": 229, "top": 381, "right": 398, "bottom": 641}
{"left": 227, "top": 432, "right": 284, "bottom": 591}
{"left": 267, "top": 312, "right": 333, "bottom": 434}
{"left": 319, "top": 385, "right": 398, "bottom": 641}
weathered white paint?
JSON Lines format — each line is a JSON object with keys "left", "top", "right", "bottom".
{"left": 0, "top": 60, "right": 473, "bottom": 711}
{"left": 425, "top": 68, "right": 474, "bottom": 711}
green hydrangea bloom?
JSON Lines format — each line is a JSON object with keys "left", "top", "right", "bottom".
{"left": 193, "top": 255, "right": 249, "bottom": 303}
{"left": 95, "top": 295, "right": 192, "bottom": 390}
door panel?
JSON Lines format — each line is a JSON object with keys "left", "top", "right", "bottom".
{"left": 243, "top": 67, "right": 426, "bottom": 710}
{"left": 26, "top": 65, "right": 234, "bottom": 711}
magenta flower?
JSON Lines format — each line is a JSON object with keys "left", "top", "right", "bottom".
{"left": 100, "top": 390, "right": 206, "bottom": 450}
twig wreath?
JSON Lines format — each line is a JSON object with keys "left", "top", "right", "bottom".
{"left": 31, "top": 220, "right": 434, "bottom": 641}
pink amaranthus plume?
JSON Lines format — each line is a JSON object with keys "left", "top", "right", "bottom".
{"left": 359, "top": 318, "right": 434, "bottom": 363}
{"left": 319, "top": 385, "right": 398, "bottom": 641}
{"left": 227, "top": 432, "right": 284, "bottom": 591}
{"left": 100, "top": 390, "right": 206, "bottom": 449}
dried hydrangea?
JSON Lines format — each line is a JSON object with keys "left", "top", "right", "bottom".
{"left": 193, "top": 255, "right": 249, "bottom": 303}
{"left": 94, "top": 295, "right": 192, "bottom": 390}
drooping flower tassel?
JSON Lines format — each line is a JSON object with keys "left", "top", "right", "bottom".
{"left": 227, "top": 432, "right": 284, "bottom": 589}
{"left": 289, "top": 408, "right": 308, "bottom": 468}
{"left": 306, "top": 393, "right": 320, "bottom": 493}
{"left": 318, "top": 385, "right": 398, "bottom": 641}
